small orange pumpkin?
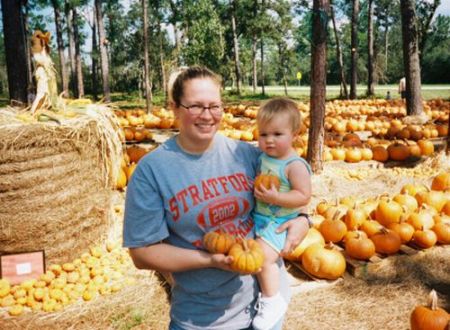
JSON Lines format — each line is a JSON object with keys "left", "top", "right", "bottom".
{"left": 254, "top": 172, "right": 281, "bottom": 191}
{"left": 432, "top": 223, "right": 450, "bottom": 244}
{"left": 412, "top": 229, "right": 437, "bottom": 249}
{"left": 417, "top": 139, "right": 434, "bottom": 156}
{"left": 345, "top": 233, "right": 376, "bottom": 260}
{"left": 371, "top": 146, "right": 389, "bottom": 162}
{"left": 375, "top": 199, "right": 403, "bottom": 227}
{"left": 431, "top": 172, "right": 450, "bottom": 191}
{"left": 319, "top": 213, "right": 348, "bottom": 243}
{"left": 387, "top": 142, "right": 410, "bottom": 161}
{"left": 228, "top": 238, "right": 264, "bottom": 274}
{"left": 203, "top": 230, "right": 236, "bottom": 254}
{"left": 370, "top": 228, "right": 402, "bottom": 255}
{"left": 387, "top": 222, "right": 415, "bottom": 244}
{"left": 410, "top": 290, "right": 449, "bottom": 330}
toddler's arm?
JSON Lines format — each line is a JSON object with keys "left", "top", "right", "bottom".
{"left": 254, "top": 160, "right": 311, "bottom": 208}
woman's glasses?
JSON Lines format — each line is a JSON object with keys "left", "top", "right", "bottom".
{"left": 179, "top": 103, "right": 223, "bottom": 116}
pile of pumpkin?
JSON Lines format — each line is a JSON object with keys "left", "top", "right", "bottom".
{"left": 285, "top": 172, "right": 450, "bottom": 280}
{"left": 116, "top": 146, "right": 155, "bottom": 190}
{"left": 0, "top": 242, "right": 134, "bottom": 317}
{"left": 321, "top": 131, "right": 438, "bottom": 163}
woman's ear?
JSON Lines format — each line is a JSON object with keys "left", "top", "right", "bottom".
{"left": 170, "top": 101, "right": 180, "bottom": 118}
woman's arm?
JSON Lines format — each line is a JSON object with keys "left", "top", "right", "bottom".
{"left": 129, "top": 243, "right": 234, "bottom": 273}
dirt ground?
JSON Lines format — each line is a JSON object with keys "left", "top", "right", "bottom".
{"left": 1, "top": 152, "right": 449, "bottom": 330}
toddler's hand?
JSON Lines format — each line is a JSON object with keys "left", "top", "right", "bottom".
{"left": 254, "top": 184, "right": 279, "bottom": 205}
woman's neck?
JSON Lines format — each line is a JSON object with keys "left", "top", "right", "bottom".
{"left": 176, "top": 135, "right": 214, "bottom": 155}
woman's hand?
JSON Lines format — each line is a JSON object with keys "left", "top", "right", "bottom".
{"left": 276, "top": 216, "right": 310, "bottom": 256}
{"left": 210, "top": 253, "right": 234, "bottom": 272}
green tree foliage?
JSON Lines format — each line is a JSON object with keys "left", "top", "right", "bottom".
{"left": 180, "top": 0, "right": 224, "bottom": 72}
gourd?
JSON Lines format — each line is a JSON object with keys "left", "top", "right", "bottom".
{"left": 410, "top": 290, "right": 449, "bottom": 330}
{"left": 228, "top": 238, "right": 264, "bottom": 274}
{"left": 254, "top": 172, "right": 280, "bottom": 190}
{"left": 203, "top": 230, "right": 236, "bottom": 254}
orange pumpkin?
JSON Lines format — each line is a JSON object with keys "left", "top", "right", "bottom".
{"left": 345, "top": 233, "right": 376, "bottom": 260}
{"left": 372, "top": 146, "right": 389, "bottom": 162}
{"left": 127, "top": 146, "right": 148, "bottom": 164}
{"left": 319, "top": 215, "right": 347, "bottom": 243}
{"left": 401, "top": 183, "right": 428, "bottom": 197}
{"left": 393, "top": 193, "right": 418, "bottom": 214}
{"left": 410, "top": 290, "right": 450, "bottom": 330}
{"left": 387, "top": 142, "right": 410, "bottom": 161}
{"left": 360, "top": 220, "right": 384, "bottom": 237}
{"left": 254, "top": 172, "right": 281, "bottom": 191}
{"left": 370, "top": 228, "right": 401, "bottom": 255}
{"left": 431, "top": 172, "right": 450, "bottom": 191}
{"left": 116, "top": 168, "right": 127, "bottom": 190}
{"left": 415, "top": 190, "right": 447, "bottom": 213}
{"left": 228, "top": 239, "right": 264, "bottom": 274}
{"left": 387, "top": 222, "right": 415, "bottom": 244}
{"left": 417, "top": 139, "right": 434, "bottom": 156}
{"left": 344, "top": 208, "right": 367, "bottom": 230}
{"left": 412, "top": 229, "right": 437, "bottom": 249}
{"left": 345, "top": 148, "right": 362, "bottom": 163}
{"left": 301, "top": 243, "right": 346, "bottom": 280}
{"left": 375, "top": 199, "right": 403, "bottom": 227}
{"left": 432, "top": 223, "right": 450, "bottom": 244}
{"left": 407, "top": 210, "right": 435, "bottom": 230}
{"left": 203, "top": 231, "right": 236, "bottom": 254}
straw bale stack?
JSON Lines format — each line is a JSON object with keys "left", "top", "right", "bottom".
{"left": 0, "top": 105, "right": 122, "bottom": 265}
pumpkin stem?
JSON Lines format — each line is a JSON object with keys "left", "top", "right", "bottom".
{"left": 428, "top": 290, "right": 438, "bottom": 311}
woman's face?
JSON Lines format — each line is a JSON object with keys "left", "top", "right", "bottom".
{"left": 174, "top": 78, "right": 222, "bottom": 151}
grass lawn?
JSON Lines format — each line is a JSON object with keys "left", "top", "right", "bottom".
{"left": 1, "top": 85, "right": 449, "bottom": 108}
{"left": 223, "top": 84, "right": 450, "bottom": 103}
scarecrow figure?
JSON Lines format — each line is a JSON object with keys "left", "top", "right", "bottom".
{"left": 30, "top": 30, "right": 59, "bottom": 116}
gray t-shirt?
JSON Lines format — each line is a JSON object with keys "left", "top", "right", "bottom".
{"left": 123, "top": 134, "right": 291, "bottom": 330}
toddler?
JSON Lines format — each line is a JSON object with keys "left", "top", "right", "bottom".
{"left": 252, "top": 97, "right": 312, "bottom": 330}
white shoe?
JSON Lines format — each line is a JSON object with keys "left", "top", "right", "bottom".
{"left": 252, "top": 292, "right": 287, "bottom": 330}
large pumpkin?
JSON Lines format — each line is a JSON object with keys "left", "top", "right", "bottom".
{"left": 301, "top": 243, "right": 346, "bottom": 280}
{"left": 410, "top": 290, "right": 449, "bottom": 330}
{"left": 228, "top": 238, "right": 264, "bottom": 274}
{"left": 285, "top": 228, "right": 325, "bottom": 261}
{"left": 203, "top": 231, "right": 236, "bottom": 254}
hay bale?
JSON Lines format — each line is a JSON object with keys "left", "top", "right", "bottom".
{"left": 0, "top": 105, "right": 122, "bottom": 265}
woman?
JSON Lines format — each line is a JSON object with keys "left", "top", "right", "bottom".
{"left": 123, "top": 66, "right": 310, "bottom": 330}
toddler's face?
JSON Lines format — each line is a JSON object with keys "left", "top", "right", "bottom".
{"left": 258, "top": 113, "right": 295, "bottom": 159}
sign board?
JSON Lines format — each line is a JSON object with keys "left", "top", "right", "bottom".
{"left": 0, "top": 251, "right": 45, "bottom": 285}
{"left": 296, "top": 71, "right": 302, "bottom": 80}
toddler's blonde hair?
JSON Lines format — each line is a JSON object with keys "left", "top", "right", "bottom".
{"left": 257, "top": 97, "right": 301, "bottom": 133}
